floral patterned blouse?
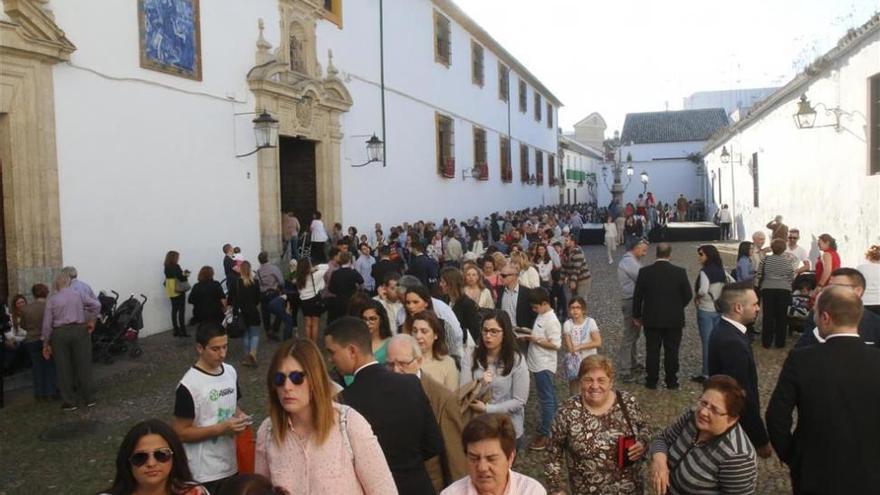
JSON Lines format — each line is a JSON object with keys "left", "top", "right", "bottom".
{"left": 545, "top": 390, "right": 651, "bottom": 494}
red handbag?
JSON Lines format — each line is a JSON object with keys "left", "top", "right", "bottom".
{"left": 236, "top": 425, "right": 255, "bottom": 474}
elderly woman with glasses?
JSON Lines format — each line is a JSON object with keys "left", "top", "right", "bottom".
{"left": 255, "top": 338, "right": 396, "bottom": 494}
{"left": 545, "top": 355, "right": 649, "bottom": 495}
{"left": 100, "top": 419, "right": 206, "bottom": 495}
{"left": 649, "top": 374, "right": 757, "bottom": 495}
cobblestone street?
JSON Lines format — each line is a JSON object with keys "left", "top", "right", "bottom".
{"left": 0, "top": 241, "right": 792, "bottom": 494}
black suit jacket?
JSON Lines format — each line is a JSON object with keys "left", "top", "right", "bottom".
{"left": 796, "top": 308, "right": 880, "bottom": 347}
{"left": 766, "top": 336, "right": 880, "bottom": 494}
{"left": 708, "top": 318, "right": 769, "bottom": 448}
{"left": 340, "top": 363, "right": 443, "bottom": 494}
{"left": 632, "top": 260, "right": 693, "bottom": 328}
{"left": 495, "top": 284, "right": 536, "bottom": 329}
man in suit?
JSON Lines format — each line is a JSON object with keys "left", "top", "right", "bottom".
{"left": 386, "top": 334, "right": 466, "bottom": 493}
{"left": 795, "top": 267, "right": 880, "bottom": 347}
{"left": 495, "top": 264, "right": 536, "bottom": 330}
{"left": 766, "top": 286, "right": 880, "bottom": 494}
{"left": 632, "top": 242, "right": 693, "bottom": 389}
{"left": 325, "top": 317, "right": 443, "bottom": 494}
{"left": 708, "top": 282, "right": 773, "bottom": 458}
{"left": 407, "top": 239, "right": 440, "bottom": 291}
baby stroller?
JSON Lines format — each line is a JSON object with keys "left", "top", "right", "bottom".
{"left": 92, "top": 292, "right": 147, "bottom": 364}
{"left": 788, "top": 271, "right": 816, "bottom": 335}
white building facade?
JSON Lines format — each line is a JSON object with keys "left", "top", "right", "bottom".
{"left": 0, "top": 0, "right": 561, "bottom": 335}
{"left": 558, "top": 134, "right": 602, "bottom": 206}
{"left": 703, "top": 13, "right": 880, "bottom": 266}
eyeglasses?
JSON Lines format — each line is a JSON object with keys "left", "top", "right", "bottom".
{"left": 273, "top": 371, "right": 307, "bottom": 387}
{"left": 129, "top": 448, "right": 173, "bottom": 467}
{"left": 501, "top": 273, "right": 517, "bottom": 278}
{"left": 385, "top": 356, "right": 417, "bottom": 369}
{"left": 695, "top": 399, "right": 728, "bottom": 417}
{"left": 482, "top": 328, "right": 503, "bottom": 336}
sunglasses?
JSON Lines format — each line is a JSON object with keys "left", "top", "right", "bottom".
{"left": 129, "top": 448, "right": 173, "bottom": 467}
{"left": 273, "top": 371, "right": 307, "bottom": 387}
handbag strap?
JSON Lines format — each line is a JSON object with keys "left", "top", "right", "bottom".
{"left": 616, "top": 390, "right": 636, "bottom": 437}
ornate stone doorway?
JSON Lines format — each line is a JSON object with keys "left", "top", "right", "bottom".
{"left": 246, "top": 2, "right": 353, "bottom": 259}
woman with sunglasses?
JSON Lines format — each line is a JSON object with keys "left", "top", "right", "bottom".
{"left": 459, "top": 310, "right": 529, "bottom": 448}
{"left": 255, "top": 339, "right": 395, "bottom": 494}
{"left": 99, "top": 419, "right": 206, "bottom": 495}
{"left": 649, "top": 375, "right": 757, "bottom": 495}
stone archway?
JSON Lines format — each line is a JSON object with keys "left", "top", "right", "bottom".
{"left": 246, "top": 1, "right": 352, "bottom": 259}
{"left": 0, "top": 0, "right": 75, "bottom": 297}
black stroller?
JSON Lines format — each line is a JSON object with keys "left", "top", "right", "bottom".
{"left": 92, "top": 291, "right": 147, "bottom": 364}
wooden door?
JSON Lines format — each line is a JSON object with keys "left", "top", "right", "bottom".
{"left": 279, "top": 136, "right": 317, "bottom": 223}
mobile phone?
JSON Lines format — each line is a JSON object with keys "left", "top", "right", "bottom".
{"left": 242, "top": 414, "right": 254, "bottom": 425}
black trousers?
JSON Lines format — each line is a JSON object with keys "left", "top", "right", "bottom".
{"left": 761, "top": 289, "right": 791, "bottom": 348}
{"left": 644, "top": 326, "right": 682, "bottom": 387}
{"left": 170, "top": 295, "right": 186, "bottom": 331}
{"left": 720, "top": 222, "right": 731, "bottom": 240}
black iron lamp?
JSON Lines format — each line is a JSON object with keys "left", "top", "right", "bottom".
{"left": 352, "top": 134, "right": 385, "bottom": 167}
{"left": 236, "top": 110, "right": 279, "bottom": 158}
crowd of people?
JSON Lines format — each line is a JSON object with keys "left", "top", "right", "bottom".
{"left": 4, "top": 202, "right": 880, "bottom": 494}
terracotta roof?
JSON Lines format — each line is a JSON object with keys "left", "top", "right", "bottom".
{"left": 620, "top": 109, "right": 729, "bottom": 144}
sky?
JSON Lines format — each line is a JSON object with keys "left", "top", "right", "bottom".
{"left": 455, "top": 0, "right": 880, "bottom": 133}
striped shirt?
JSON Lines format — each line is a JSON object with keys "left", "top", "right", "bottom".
{"left": 755, "top": 254, "right": 795, "bottom": 291}
{"left": 649, "top": 410, "right": 757, "bottom": 495}
{"left": 562, "top": 247, "right": 591, "bottom": 283}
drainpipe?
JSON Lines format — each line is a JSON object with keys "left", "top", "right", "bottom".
{"left": 379, "top": 0, "right": 387, "bottom": 167}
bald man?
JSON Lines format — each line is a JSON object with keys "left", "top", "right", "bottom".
{"left": 767, "top": 286, "right": 880, "bottom": 494}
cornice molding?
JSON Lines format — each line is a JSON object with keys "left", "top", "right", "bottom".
{"left": 1, "top": 0, "right": 75, "bottom": 62}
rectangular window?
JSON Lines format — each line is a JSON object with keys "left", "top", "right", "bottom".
{"left": 520, "top": 143, "right": 529, "bottom": 182}
{"left": 321, "top": 0, "right": 342, "bottom": 28}
{"left": 436, "top": 113, "right": 455, "bottom": 178}
{"left": 519, "top": 79, "right": 527, "bottom": 113}
{"left": 473, "top": 127, "right": 488, "bottom": 180}
{"left": 547, "top": 103, "right": 553, "bottom": 129}
{"left": 471, "top": 41, "right": 484, "bottom": 87}
{"left": 535, "top": 149, "right": 543, "bottom": 184}
{"left": 534, "top": 92, "right": 542, "bottom": 122}
{"left": 434, "top": 11, "right": 451, "bottom": 66}
{"left": 871, "top": 73, "right": 880, "bottom": 175}
{"left": 752, "top": 152, "right": 759, "bottom": 207}
{"left": 498, "top": 63, "right": 509, "bottom": 102}
{"left": 548, "top": 154, "right": 556, "bottom": 185}
{"left": 500, "top": 136, "right": 511, "bottom": 183}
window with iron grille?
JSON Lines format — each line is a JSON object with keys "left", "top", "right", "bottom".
{"left": 871, "top": 73, "right": 880, "bottom": 175}
{"left": 547, "top": 103, "right": 553, "bottom": 129}
{"left": 500, "top": 136, "right": 511, "bottom": 183}
{"left": 534, "top": 93, "right": 542, "bottom": 122}
{"left": 471, "top": 41, "right": 484, "bottom": 87}
{"left": 548, "top": 154, "right": 556, "bottom": 185}
{"left": 434, "top": 11, "right": 451, "bottom": 66}
{"left": 520, "top": 143, "right": 529, "bottom": 182}
{"left": 473, "top": 127, "right": 488, "bottom": 180}
{"left": 519, "top": 79, "right": 527, "bottom": 113}
{"left": 535, "top": 150, "right": 543, "bottom": 184}
{"left": 436, "top": 113, "right": 455, "bottom": 178}
{"left": 498, "top": 63, "right": 509, "bottom": 102}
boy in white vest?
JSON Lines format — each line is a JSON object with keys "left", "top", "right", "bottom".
{"left": 172, "top": 321, "right": 250, "bottom": 493}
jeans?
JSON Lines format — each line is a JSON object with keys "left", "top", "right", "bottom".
{"left": 289, "top": 235, "right": 300, "bottom": 260}
{"left": 720, "top": 222, "right": 731, "bottom": 240}
{"left": 761, "top": 289, "right": 791, "bottom": 348}
{"left": 260, "top": 291, "right": 279, "bottom": 334}
{"left": 50, "top": 324, "right": 94, "bottom": 405}
{"left": 269, "top": 296, "right": 297, "bottom": 340}
{"left": 618, "top": 298, "right": 641, "bottom": 376}
{"left": 696, "top": 309, "right": 720, "bottom": 377}
{"left": 170, "top": 295, "right": 186, "bottom": 331}
{"left": 244, "top": 325, "right": 261, "bottom": 356}
{"left": 644, "top": 326, "right": 682, "bottom": 387}
{"left": 533, "top": 370, "right": 557, "bottom": 437}
{"left": 24, "top": 340, "right": 57, "bottom": 398}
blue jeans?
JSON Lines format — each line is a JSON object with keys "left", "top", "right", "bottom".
{"left": 24, "top": 340, "right": 57, "bottom": 398}
{"left": 244, "top": 325, "right": 261, "bottom": 355}
{"left": 269, "top": 296, "right": 296, "bottom": 340}
{"left": 289, "top": 235, "right": 300, "bottom": 260}
{"left": 533, "top": 370, "right": 557, "bottom": 437}
{"left": 697, "top": 309, "right": 720, "bottom": 377}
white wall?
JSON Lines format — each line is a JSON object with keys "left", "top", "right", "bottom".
{"left": 596, "top": 159, "right": 704, "bottom": 208}
{"left": 315, "top": 0, "right": 559, "bottom": 231}
{"left": 704, "top": 31, "right": 880, "bottom": 266}
{"left": 51, "top": 0, "right": 276, "bottom": 336}
{"left": 625, "top": 141, "right": 704, "bottom": 161}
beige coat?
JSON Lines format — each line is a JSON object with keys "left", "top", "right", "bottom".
{"left": 421, "top": 372, "right": 467, "bottom": 492}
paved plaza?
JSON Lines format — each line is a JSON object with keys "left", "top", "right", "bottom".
{"left": 0, "top": 241, "right": 792, "bottom": 494}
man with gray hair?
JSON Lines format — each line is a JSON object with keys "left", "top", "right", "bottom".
{"left": 42, "top": 272, "right": 101, "bottom": 411}
{"left": 617, "top": 237, "right": 648, "bottom": 381}
{"left": 62, "top": 266, "right": 99, "bottom": 323}
{"left": 386, "top": 334, "right": 466, "bottom": 492}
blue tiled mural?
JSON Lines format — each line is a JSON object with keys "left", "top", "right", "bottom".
{"left": 138, "top": 0, "right": 202, "bottom": 80}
